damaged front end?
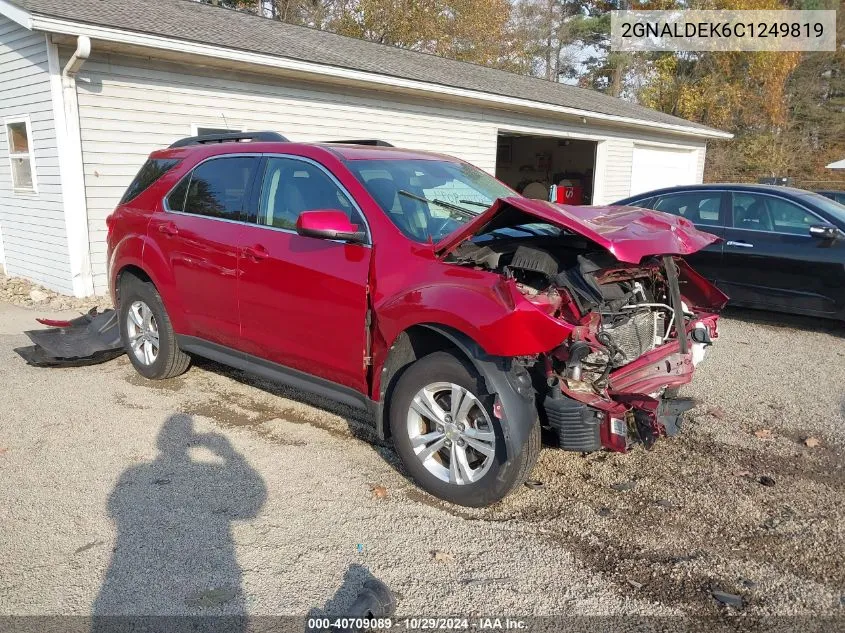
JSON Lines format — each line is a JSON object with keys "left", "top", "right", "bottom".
{"left": 538, "top": 254, "right": 720, "bottom": 452}
{"left": 440, "top": 198, "right": 728, "bottom": 453}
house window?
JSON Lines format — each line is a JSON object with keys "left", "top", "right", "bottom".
{"left": 5, "top": 118, "right": 36, "bottom": 192}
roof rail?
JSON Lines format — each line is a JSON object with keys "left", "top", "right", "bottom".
{"left": 324, "top": 139, "right": 394, "bottom": 147}
{"left": 169, "top": 131, "right": 288, "bottom": 148}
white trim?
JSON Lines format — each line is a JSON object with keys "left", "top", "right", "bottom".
{"left": 46, "top": 36, "right": 94, "bottom": 297}
{"left": 0, "top": 0, "right": 32, "bottom": 29}
{"left": 4, "top": 115, "right": 38, "bottom": 194}
{"left": 630, "top": 138, "right": 707, "bottom": 151}
{"left": 592, "top": 141, "right": 609, "bottom": 205}
{"left": 26, "top": 15, "right": 731, "bottom": 140}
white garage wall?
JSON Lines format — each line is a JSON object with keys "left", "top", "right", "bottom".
{"left": 71, "top": 52, "right": 506, "bottom": 293}
{"left": 68, "top": 50, "right": 710, "bottom": 295}
{"left": 0, "top": 16, "right": 71, "bottom": 293}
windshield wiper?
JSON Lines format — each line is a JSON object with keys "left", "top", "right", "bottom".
{"left": 398, "top": 190, "right": 476, "bottom": 218}
{"left": 458, "top": 199, "right": 492, "bottom": 208}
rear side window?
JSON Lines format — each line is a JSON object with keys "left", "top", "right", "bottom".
{"left": 654, "top": 192, "right": 723, "bottom": 226}
{"left": 166, "top": 176, "right": 189, "bottom": 212}
{"left": 121, "top": 158, "right": 180, "bottom": 204}
{"left": 628, "top": 196, "right": 655, "bottom": 209}
{"left": 178, "top": 156, "right": 259, "bottom": 220}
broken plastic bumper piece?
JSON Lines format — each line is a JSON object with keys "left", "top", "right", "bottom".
{"left": 15, "top": 308, "right": 124, "bottom": 367}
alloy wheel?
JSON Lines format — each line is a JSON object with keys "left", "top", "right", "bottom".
{"left": 406, "top": 381, "right": 496, "bottom": 485}
{"left": 126, "top": 300, "right": 160, "bottom": 366}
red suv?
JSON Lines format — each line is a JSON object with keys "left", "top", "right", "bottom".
{"left": 107, "top": 132, "right": 727, "bottom": 507}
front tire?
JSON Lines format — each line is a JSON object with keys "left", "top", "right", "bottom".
{"left": 118, "top": 275, "right": 190, "bottom": 380}
{"left": 389, "top": 351, "right": 539, "bottom": 507}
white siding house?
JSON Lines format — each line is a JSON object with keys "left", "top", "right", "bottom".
{"left": 0, "top": 0, "right": 729, "bottom": 296}
{"left": 0, "top": 13, "right": 72, "bottom": 293}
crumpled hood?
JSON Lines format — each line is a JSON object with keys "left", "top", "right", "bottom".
{"left": 434, "top": 197, "right": 720, "bottom": 264}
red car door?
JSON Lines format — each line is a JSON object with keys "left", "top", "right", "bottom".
{"left": 237, "top": 155, "right": 372, "bottom": 393}
{"left": 148, "top": 155, "right": 260, "bottom": 348}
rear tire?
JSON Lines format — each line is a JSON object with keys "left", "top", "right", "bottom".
{"left": 119, "top": 274, "right": 190, "bottom": 380}
{"left": 389, "top": 351, "right": 539, "bottom": 507}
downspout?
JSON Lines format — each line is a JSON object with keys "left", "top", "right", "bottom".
{"left": 56, "top": 35, "right": 95, "bottom": 297}
{"left": 63, "top": 35, "right": 91, "bottom": 79}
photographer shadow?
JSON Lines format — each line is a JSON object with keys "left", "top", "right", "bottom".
{"left": 92, "top": 414, "right": 267, "bottom": 632}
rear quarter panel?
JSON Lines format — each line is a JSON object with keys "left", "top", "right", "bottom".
{"left": 108, "top": 158, "right": 195, "bottom": 335}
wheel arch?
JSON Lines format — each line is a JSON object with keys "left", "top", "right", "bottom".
{"left": 375, "top": 323, "right": 538, "bottom": 462}
{"left": 112, "top": 239, "right": 190, "bottom": 335}
{"left": 115, "top": 264, "right": 152, "bottom": 299}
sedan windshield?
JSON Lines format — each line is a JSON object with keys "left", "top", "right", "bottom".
{"left": 347, "top": 159, "right": 514, "bottom": 242}
{"left": 798, "top": 191, "right": 845, "bottom": 227}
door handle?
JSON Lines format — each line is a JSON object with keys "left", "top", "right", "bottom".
{"left": 726, "top": 240, "right": 753, "bottom": 248}
{"left": 243, "top": 245, "right": 269, "bottom": 261}
{"left": 158, "top": 222, "right": 179, "bottom": 236}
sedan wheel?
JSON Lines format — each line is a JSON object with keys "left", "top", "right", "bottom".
{"left": 406, "top": 381, "right": 497, "bottom": 485}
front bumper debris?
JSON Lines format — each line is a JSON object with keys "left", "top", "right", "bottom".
{"left": 15, "top": 309, "right": 124, "bottom": 367}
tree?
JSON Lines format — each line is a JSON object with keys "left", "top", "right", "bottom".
{"left": 778, "top": 0, "right": 845, "bottom": 186}
{"left": 328, "top": 0, "right": 531, "bottom": 71}
{"left": 199, "top": 0, "right": 530, "bottom": 70}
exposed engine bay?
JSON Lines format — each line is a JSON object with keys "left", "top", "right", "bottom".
{"left": 453, "top": 238, "right": 687, "bottom": 384}
{"left": 450, "top": 235, "right": 720, "bottom": 453}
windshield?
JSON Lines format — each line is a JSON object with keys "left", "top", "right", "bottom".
{"left": 347, "top": 159, "right": 515, "bottom": 242}
{"left": 798, "top": 191, "right": 845, "bottom": 226}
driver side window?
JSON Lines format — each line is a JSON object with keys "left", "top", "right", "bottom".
{"left": 257, "top": 157, "right": 362, "bottom": 230}
{"left": 731, "top": 193, "right": 817, "bottom": 235}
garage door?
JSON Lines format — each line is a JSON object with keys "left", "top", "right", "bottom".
{"left": 630, "top": 145, "right": 697, "bottom": 196}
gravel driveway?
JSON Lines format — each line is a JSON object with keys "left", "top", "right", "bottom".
{"left": 0, "top": 300, "right": 843, "bottom": 626}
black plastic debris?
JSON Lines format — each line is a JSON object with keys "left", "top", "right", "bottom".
{"left": 758, "top": 475, "right": 776, "bottom": 487}
{"left": 524, "top": 480, "right": 545, "bottom": 490}
{"left": 658, "top": 397, "right": 696, "bottom": 436}
{"left": 332, "top": 578, "right": 396, "bottom": 633}
{"left": 14, "top": 308, "right": 124, "bottom": 367}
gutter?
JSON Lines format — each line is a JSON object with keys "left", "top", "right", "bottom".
{"left": 15, "top": 13, "right": 732, "bottom": 140}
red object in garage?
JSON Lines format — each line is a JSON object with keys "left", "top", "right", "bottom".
{"left": 550, "top": 182, "right": 584, "bottom": 205}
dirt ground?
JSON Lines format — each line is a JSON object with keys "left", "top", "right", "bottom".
{"left": 0, "top": 297, "right": 843, "bottom": 627}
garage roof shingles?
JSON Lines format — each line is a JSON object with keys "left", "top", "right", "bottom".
{"left": 12, "top": 0, "right": 722, "bottom": 135}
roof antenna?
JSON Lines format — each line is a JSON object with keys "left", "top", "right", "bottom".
{"left": 220, "top": 111, "right": 232, "bottom": 131}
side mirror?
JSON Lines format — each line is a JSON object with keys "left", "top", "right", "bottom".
{"left": 296, "top": 210, "right": 366, "bottom": 243}
{"left": 808, "top": 224, "right": 840, "bottom": 240}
